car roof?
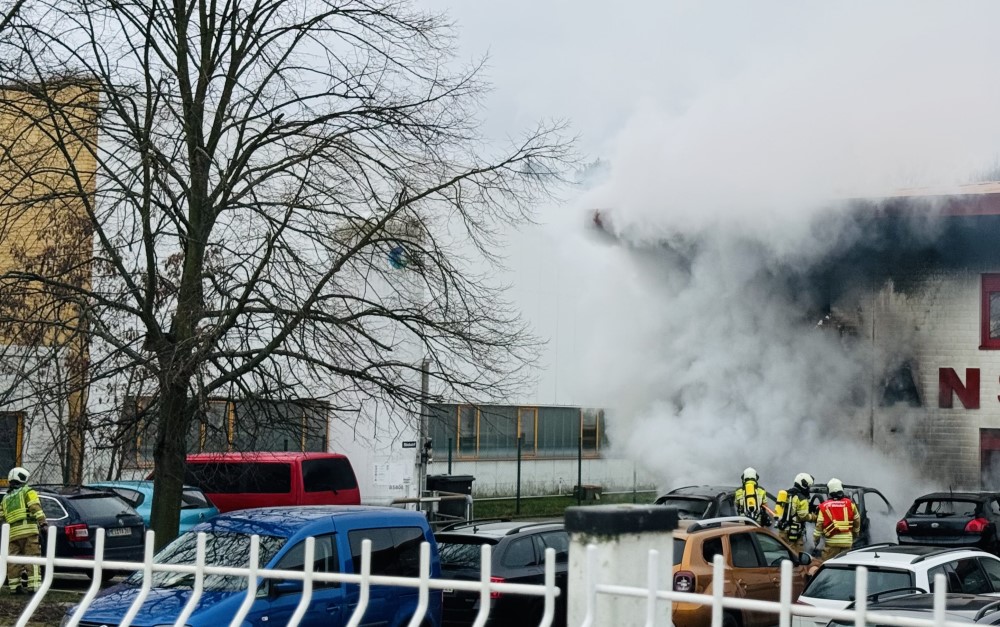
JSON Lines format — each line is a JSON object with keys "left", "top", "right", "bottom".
{"left": 823, "top": 544, "right": 990, "bottom": 567}
{"left": 32, "top": 485, "right": 126, "bottom": 498}
{"left": 201, "top": 505, "right": 426, "bottom": 538}
{"left": 88, "top": 480, "right": 202, "bottom": 491}
{"left": 436, "top": 520, "right": 563, "bottom": 539}
{"left": 668, "top": 485, "right": 737, "bottom": 496}
{"left": 186, "top": 452, "right": 348, "bottom": 462}
{"left": 914, "top": 492, "right": 999, "bottom": 501}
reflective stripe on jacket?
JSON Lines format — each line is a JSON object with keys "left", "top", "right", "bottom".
{"left": 2, "top": 486, "right": 45, "bottom": 541}
{"left": 784, "top": 493, "right": 814, "bottom": 541}
{"left": 813, "top": 497, "right": 860, "bottom": 547}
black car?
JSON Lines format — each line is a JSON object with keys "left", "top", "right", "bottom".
{"left": 896, "top": 491, "right": 1000, "bottom": 554}
{"left": 435, "top": 520, "right": 568, "bottom": 627}
{"left": 654, "top": 485, "right": 778, "bottom": 520}
{"left": 810, "top": 484, "right": 895, "bottom": 547}
{"left": 0, "top": 485, "right": 146, "bottom": 582}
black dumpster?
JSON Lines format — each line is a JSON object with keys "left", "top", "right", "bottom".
{"left": 426, "top": 474, "right": 475, "bottom": 518}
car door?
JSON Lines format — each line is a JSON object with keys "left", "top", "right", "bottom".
{"left": 535, "top": 531, "right": 569, "bottom": 620}
{"left": 346, "top": 526, "right": 426, "bottom": 626}
{"left": 252, "top": 533, "right": 345, "bottom": 627}
{"left": 933, "top": 558, "right": 993, "bottom": 594}
{"left": 753, "top": 532, "right": 806, "bottom": 598}
{"left": 727, "top": 532, "right": 773, "bottom": 627}
{"left": 976, "top": 555, "right": 1000, "bottom": 594}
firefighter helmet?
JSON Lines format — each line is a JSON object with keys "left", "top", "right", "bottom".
{"left": 794, "top": 473, "right": 814, "bottom": 490}
{"left": 7, "top": 467, "right": 28, "bottom": 484}
{"left": 741, "top": 467, "right": 759, "bottom": 483}
{"left": 827, "top": 478, "right": 844, "bottom": 495}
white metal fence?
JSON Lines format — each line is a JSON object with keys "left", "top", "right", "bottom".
{"left": 0, "top": 523, "right": 985, "bottom": 627}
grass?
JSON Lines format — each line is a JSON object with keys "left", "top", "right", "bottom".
{"left": 472, "top": 491, "right": 658, "bottom": 520}
{"left": 0, "top": 590, "right": 79, "bottom": 627}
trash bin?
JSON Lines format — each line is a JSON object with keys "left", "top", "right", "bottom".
{"left": 427, "top": 474, "right": 475, "bottom": 518}
{"left": 573, "top": 484, "right": 603, "bottom": 502}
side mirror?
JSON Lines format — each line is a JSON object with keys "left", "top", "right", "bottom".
{"left": 798, "top": 552, "right": 812, "bottom": 566}
{"left": 272, "top": 580, "right": 304, "bottom": 596}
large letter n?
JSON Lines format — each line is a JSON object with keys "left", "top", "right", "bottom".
{"left": 939, "top": 368, "right": 980, "bottom": 409}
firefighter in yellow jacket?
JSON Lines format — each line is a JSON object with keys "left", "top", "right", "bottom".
{"left": 2, "top": 467, "right": 47, "bottom": 593}
{"left": 813, "top": 478, "right": 860, "bottom": 561}
{"left": 734, "top": 467, "right": 771, "bottom": 526}
{"left": 775, "top": 472, "right": 817, "bottom": 552}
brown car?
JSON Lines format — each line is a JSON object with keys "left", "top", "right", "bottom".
{"left": 671, "top": 517, "right": 814, "bottom": 627}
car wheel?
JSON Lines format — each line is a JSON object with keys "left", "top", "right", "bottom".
{"left": 722, "top": 611, "right": 740, "bottom": 627}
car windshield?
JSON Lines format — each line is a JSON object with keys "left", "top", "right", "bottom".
{"left": 70, "top": 495, "right": 133, "bottom": 518}
{"left": 803, "top": 565, "right": 913, "bottom": 600}
{"left": 124, "top": 531, "right": 285, "bottom": 592}
{"left": 910, "top": 500, "right": 979, "bottom": 516}
{"left": 654, "top": 497, "right": 711, "bottom": 518}
{"left": 437, "top": 537, "right": 500, "bottom": 570}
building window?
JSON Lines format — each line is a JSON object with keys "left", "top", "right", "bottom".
{"left": 981, "top": 274, "right": 1000, "bottom": 349}
{"left": 0, "top": 412, "right": 24, "bottom": 486}
{"left": 429, "top": 403, "right": 607, "bottom": 460}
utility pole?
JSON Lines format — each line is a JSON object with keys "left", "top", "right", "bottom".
{"left": 417, "top": 357, "right": 431, "bottom": 502}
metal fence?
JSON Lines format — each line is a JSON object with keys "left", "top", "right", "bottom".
{"left": 0, "top": 523, "right": 982, "bottom": 627}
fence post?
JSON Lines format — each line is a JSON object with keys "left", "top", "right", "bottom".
{"left": 577, "top": 432, "right": 583, "bottom": 505}
{"left": 565, "top": 505, "right": 679, "bottom": 627}
{"left": 448, "top": 437, "right": 453, "bottom": 474}
{"left": 516, "top": 434, "right": 523, "bottom": 515}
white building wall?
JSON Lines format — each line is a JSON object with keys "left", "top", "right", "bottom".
{"left": 857, "top": 264, "right": 1000, "bottom": 488}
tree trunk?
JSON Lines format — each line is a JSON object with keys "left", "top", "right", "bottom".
{"left": 148, "top": 371, "right": 192, "bottom": 551}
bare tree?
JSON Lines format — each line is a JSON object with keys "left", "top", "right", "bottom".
{"left": 0, "top": 0, "right": 571, "bottom": 547}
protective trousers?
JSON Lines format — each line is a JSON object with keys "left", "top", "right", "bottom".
{"left": 783, "top": 535, "right": 805, "bottom": 554}
{"left": 820, "top": 544, "right": 850, "bottom": 562}
{"left": 6, "top": 535, "right": 41, "bottom": 592}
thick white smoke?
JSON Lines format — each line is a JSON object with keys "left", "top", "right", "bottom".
{"left": 511, "top": 2, "right": 1000, "bottom": 526}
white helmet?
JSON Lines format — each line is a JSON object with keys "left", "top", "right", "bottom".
{"left": 7, "top": 467, "right": 28, "bottom": 484}
{"left": 741, "top": 467, "right": 759, "bottom": 482}
{"left": 827, "top": 478, "right": 844, "bottom": 494}
{"left": 794, "top": 473, "right": 815, "bottom": 490}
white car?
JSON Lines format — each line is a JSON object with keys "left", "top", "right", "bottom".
{"left": 794, "top": 544, "right": 1000, "bottom": 627}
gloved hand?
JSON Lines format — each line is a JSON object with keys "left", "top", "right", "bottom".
{"left": 37, "top": 521, "right": 49, "bottom": 535}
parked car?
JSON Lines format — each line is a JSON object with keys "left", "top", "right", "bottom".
{"left": 0, "top": 485, "right": 145, "bottom": 583}
{"left": 671, "top": 516, "right": 812, "bottom": 627}
{"left": 176, "top": 452, "right": 361, "bottom": 512}
{"left": 654, "top": 485, "right": 778, "bottom": 520}
{"left": 809, "top": 483, "right": 895, "bottom": 547}
{"left": 896, "top": 492, "right": 1000, "bottom": 553}
{"left": 86, "top": 480, "right": 219, "bottom": 534}
{"left": 827, "top": 592, "right": 1000, "bottom": 627}
{"left": 64, "top": 505, "right": 442, "bottom": 627}
{"left": 435, "top": 520, "right": 569, "bottom": 627}
{"left": 794, "top": 544, "right": 1000, "bottom": 627}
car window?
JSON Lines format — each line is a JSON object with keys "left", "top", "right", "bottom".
{"left": 979, "top": 557, "right": 1000, "bottom": 590}
{"left": 718, "top": 497, "right": 736, "bottom": 517}
{"left": 992, "top": 500, "right": 1000, "bottom": 516}
{"left": 180, "top": 488, "right": 210, "bottom": 509}
{"left": 955, "top": 558, "right": 992, "bottom": 594}
{"left": 729, "top": 534, "right": 761, "bottom": 568}
{"left": 437, "top": 537, "right": 497, "bottom": 570}
{"left": 537, "top": 531, "right": 569, "bottom": 564}
{"left": 673, "top": 538, "right": 686, "bottom": 566}
{"left": 864, "top": 492, "right": 892, "bottom": 516}
{"left": 106, "top": 488, "right": 144, "bottom": 508}
{"left": 502, "top": 537, "right": 539, "bottom": 569}
{"left": 910, "top": 500, "right": 979, "bottom": 516}
{"left": 349, "top": 527, "right": 425, "bottom": 578}
{"left": 275, "top": 534, "right": 339, "bottom": 588}
{"left": 35, "top": 496, "right": 68, "bottom": 521}
{"left": 185, "top": 462, "right": 291, "bottom": 493}
{"left": 755, "top": 533, "right": 793, "bottom": 567}
{"left": 302, "top": 458, "right": 358, "bottom": 492}
{"left": 69, "top": 495, "right": 134, "bottom": 518}
{"left": 802, "top": 566, "right": 913, "bottom": 600}
{"left": 702, "top": 537, "right": 724, "bottom": 564}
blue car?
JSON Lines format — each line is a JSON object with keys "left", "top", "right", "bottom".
{"left": 65, "top": 506, "right": 443, "bottom": 627}
{"left": 87, "top": 480, "right": 220, "bottom": 534}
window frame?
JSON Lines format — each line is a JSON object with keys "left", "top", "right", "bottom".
{"left": 0, "top": 411, "right": 24, "bottom": 488}
{"left": 981, "top": 274, "right": 1000, "bottom": 349}
{"left": 273, "top": 533, "right": 340, "bottom": 589}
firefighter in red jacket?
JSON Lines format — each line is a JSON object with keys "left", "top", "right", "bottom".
{"left": 813, "top": 478, "right": 860, "bottom": 561}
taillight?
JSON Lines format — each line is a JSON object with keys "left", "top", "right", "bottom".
{"left": 896, "top": 519, "right": 909, "bottom": 534}
{"left": 65, "top": 524, "right": 89, "bottom": 542}
{"left": 966, "top": 517, "right": 990, "bottom": 533}
{"left": 490, "top": 576, "right": 504, "bottom": 599}
{"left": 674, "top": 570, "right": 696, "bottom": 592}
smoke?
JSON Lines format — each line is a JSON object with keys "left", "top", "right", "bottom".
{"left": 520, "top": 3, "right": 1000, "bottom": 529}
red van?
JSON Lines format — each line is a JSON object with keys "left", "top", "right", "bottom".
{"left": 181, "top": 452, "right": 361, "bottom": 512}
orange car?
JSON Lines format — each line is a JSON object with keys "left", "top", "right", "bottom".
{"left": 671, "top": 517, "right": 814, "bottom": 627}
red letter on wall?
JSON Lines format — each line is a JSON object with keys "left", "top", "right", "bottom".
{"left": 939, "top": 368, "right": 981, "bottom": 409}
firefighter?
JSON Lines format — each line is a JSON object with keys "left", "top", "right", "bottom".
{"left": 813, "top": 478, "right": 860, "bottom": 561}
{"left": 775, "top": 472, "right": 816, "bottom": 552}
{"left": 1, "top": 467, "right": 47, "bottom": 593}
{"left": 734, "top": 467, "right": 771, "bottom": 526}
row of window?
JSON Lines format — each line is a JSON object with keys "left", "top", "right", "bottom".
{"left": 124, "top": 398, "right": 329, "bottom": 467}
{"left": 429, "top": 404, "right": 608, "bottom": 459}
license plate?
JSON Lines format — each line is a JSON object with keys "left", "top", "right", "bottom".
{"left": 106, "top": 527, "right": 131, "bottom": 537}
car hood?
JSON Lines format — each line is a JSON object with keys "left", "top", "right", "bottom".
{"left": 73, "top": 585, "right": 242, "bottom": 625}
